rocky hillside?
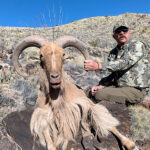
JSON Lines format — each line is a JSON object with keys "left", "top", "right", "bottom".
{"left": 0, "top": 13, "right": 150, "bottom": 54}
{"left": 0, "top": 13, "right": 150, "bottom": 150}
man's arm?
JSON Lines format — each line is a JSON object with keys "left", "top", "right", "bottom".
{"left": 102, "top": 41, "right": 146, "bottom": 72}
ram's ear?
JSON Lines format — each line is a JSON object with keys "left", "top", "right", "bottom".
{"left": 63, "top": 53, "right": 74, "bottom": 60}
{"left": 29, "top": 55, "right": 39, "bottom": 60}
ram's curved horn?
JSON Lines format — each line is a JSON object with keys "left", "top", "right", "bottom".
{"left": 13, "top": 35, "right": 48, "bottom": 77}
{"left": 54, "top": 36, "right": 89, "bottom": 59}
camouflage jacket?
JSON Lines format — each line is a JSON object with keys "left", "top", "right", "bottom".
{"left": 100, "top": 39, "right": 149, "bottom": 88}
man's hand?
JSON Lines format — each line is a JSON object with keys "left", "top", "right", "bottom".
{"left": 91, "top": 85, "right": 104, "bottom": 96}
{"left": 84, "top": 60, "right": 102, "bottom": 71}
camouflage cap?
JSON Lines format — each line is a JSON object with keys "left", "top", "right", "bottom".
{"left": 113, "top": 20, "right": 129, "bottom": 32}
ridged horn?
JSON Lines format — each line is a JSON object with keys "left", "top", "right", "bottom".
{"left": 13, "top": 35, "right": 48, "bottom": 77}
{"left": 54, "top": 36, "right": 89, "bottom": 59}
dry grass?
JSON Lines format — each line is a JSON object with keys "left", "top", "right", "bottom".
{"left": 129, "top": 105, "right": 150, "bottom": 140}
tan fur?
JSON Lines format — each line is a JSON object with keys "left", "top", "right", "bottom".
{"left": 30, "top": 42, "right": 135, "bottom": 150}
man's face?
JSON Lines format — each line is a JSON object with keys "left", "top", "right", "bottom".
{"left": 113, "top": 26, "right": 130, "bottom": 45}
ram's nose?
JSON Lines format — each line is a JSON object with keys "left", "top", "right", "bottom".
{"left": 50, "top": 74, "right": 60, "bottom": 79}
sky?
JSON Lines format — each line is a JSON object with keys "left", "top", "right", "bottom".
{"left": 0, "top": 0, "right": 150, "bottom": 27}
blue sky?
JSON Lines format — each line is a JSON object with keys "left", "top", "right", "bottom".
{"left": 0, "top": 0, "right": 150, "bottom": 27}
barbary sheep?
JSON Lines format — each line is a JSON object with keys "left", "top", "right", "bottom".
{"left": 13, "top": 35, "right": 136, "bottom": 150}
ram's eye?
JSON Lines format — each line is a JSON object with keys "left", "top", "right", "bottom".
{"left": 40, "top": 54, "right": 45, "bottom": 68}
{"left": 40, "top": 54, "right": 43, "bottom": 59}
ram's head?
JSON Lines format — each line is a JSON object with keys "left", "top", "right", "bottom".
{"left": 13, "top": 35, "right": 89, "bottom": 89}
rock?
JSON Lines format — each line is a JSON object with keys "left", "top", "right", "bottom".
{"left": 0, "top": 137, "right": 16, "bottom": 150}
{"left": 1, "top": 102, "right": 136, "bottom": 150}
{"left": 25, "top": 63, "right": 36, "bottom": 75}
{"left": 7, "top": 49, "right": 13, "bottom": 54}
{"left": 2, "top": 109, "right": 45, "bottom": 150}
{"left": 0, "top": 94, "right": 16, "bottom": 107}
{"left": 82, "top": 135, "right": 95, "bottom": 150}
{"left": 96, "top": 101, "right": 131, "bottom": 150}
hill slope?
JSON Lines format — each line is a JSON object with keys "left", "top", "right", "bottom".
{"left": 0, "top": 13, "right": 150, "bottom": 150}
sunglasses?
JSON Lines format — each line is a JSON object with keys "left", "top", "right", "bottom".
{"left": 114, "top": 28, "right": 129, "bottom": 34}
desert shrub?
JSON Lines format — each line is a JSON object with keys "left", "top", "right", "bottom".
{"left": 0, "top": 69, "right": 14, "bottom": 84}
{"left": 88, "top": 39, "right": 100, "bottom": 47}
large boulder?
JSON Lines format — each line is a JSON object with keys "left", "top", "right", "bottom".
{"left": 2, "top": 102, "right": 134, "bottom": 150}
